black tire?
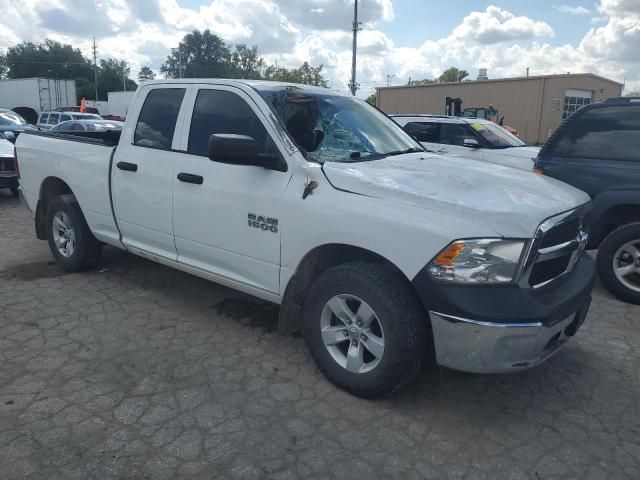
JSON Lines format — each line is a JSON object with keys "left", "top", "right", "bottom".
{"left": 596, "top": 222, "right": 640, "bottom": 305}
{"left": 46, "top": 194, "right": 102, "bottom": 272}
{"left": 10, "top": 185, "right": 19, "bottom": 197}
{"left": 303, "top": 262, "right": 429, "bottom": 398}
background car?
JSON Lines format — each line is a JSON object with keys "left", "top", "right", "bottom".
{"left": 0, "top": 132, "right": 18, "bottom": 196}
{"left": 36, "top": 111, "right": 102, "bottom": 130}
{"left": 51, "top": 119, "right": 124, "bottom": 132}
{"left": 391, "top": 114, "right": 539, "bottom": 171}
{"left": 535, "top": 96, "right": 640, "bottom": 305}
{"left": 0, "top": 108, "right": 37, "bottom": 141}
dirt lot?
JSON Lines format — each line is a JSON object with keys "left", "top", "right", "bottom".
{"left": 1, "top": 189, "right": 639, "bottom": 480}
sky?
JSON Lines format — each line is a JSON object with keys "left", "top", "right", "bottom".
{"left": 0, "top": 0, "right": 638, "bottom": 97}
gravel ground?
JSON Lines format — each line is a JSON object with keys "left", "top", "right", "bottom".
{"left": 1, "top": 189, "right": 639, "bottom": 480}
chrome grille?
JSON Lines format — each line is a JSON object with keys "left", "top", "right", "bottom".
{"left": 520, "top": 207, "right": 589, "bottom": 289}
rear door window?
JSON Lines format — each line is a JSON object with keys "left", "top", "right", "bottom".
{"left": 48, "top": 113, "right": 60, "bottom": 125}
{"left": 553, "top": 105, "right": 640, "bottom": 161}
{"left": 39, "top": 113, "right": 49, "bottom": 124}
{"left": 134, "top": 88, "right": 186, "bottom": 150}
{"left": 403, "top": 122, "right": 440, "bottom": 143}
{"left": 61, "top": 114, "right": 72, "bottom": 122}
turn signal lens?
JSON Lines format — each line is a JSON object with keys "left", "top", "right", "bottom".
{"left": 433, "top": 242, "right": 465, "bottom": 266}
{"left": 532, "top": 166, "right": 543, "bottom": 175}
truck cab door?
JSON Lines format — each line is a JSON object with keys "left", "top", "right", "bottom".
{"left": 171, "top": 85, "right": 293, "bottom": 295}
{"left": 111, "top": 87, "right": 188, "bottom": 260}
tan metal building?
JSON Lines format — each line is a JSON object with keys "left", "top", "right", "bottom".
{"left": 377, "top": 73, "right": 624, "bottom": 144}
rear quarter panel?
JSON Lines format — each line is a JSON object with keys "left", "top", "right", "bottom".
{"left": 16, "top": 133, "right": 121, "bottom": 245}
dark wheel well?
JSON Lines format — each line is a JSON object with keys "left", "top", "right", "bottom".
{"left": 35, "top": 177, "right": 74, "bottom": 240}
{"left": 278, "top": 244, "right": 420, "bottom": 334}
{"left": 592, "top": 204, "right": 640, "bottom": 247}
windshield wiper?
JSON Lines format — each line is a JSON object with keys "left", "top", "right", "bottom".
{"left": 383, "top": 147, "right": 424, "bottom": 156}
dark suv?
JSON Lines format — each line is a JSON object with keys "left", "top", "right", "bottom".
{"left": 535, "top": 97, "right": 640, "bottom": 304}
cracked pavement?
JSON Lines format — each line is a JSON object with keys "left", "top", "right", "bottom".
{"left": 1, "top": 190, "right": 639, "bottom": 479}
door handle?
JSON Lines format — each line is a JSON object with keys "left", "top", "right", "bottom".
{"left": 177, "top": 172, "right": 204, "bottom": 185}
{"left": 116, "top": 161, "right": 138, "bottom": 172}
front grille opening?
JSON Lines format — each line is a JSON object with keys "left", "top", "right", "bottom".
{"left": 540, "top": 218, "right": 580, "bottom": 248}
{"left": 0, "top": 157, "right": 16, "bottom": 172}
{"left": 529, "top": 254, "right": 572, "bottom": 286}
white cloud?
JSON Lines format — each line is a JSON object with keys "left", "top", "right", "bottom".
{"left": 0, "top": 1, "right": 638, "bottom": 96}
{"left": 554, "top": 4, "right": 591, "bottom": 15}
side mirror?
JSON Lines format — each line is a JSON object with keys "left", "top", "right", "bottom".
{"left": 208, "top": 134, "right": 284, "bottom": 171}
{"left": 463, "top": 138, "right": 480, "bottom": 148}
{"left": 2, "top": 131, "right": 16, "bottom": 142}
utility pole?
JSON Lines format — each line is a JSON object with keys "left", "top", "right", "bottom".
{"left": 92, "top": 37, "right": 98, "bottom": 102}
{"left": 349, "top": 0, "right": 361, "bottom": 95}
{"left": 122, "top": 61, "right": 126, "bottom": 91}
{"left": 178, "top": 44, "right": 183, "bottom": 79}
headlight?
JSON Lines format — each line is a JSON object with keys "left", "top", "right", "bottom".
{"left": 428, "top": 239, "right": 525, "bottom": 284}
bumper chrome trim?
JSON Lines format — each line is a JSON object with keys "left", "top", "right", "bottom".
{"left": 429, "top": 309, "right": 584, "bottom": 373}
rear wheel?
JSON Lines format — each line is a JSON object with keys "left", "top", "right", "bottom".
{"left": 46, "top": 195, "right": 102, "bottom": 272}
{"left": 303, "top": 262, "right": 429, "bottom": 398}
{"left": 597, "top": 222, "right": 640, "bottom": 305}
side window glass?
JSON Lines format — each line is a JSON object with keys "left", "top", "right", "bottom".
{"left": 403, "top": 122, "right": 440, "bottom": 143}
{"left": 134, "top": 88, "right": 186, "bottom": 149}
{"left": 188, "top": 89, "right": 271, "bottom": 157}
{"left": 440, "top": 124, "right": 474, "bottom": 146}
{"left": 48, "top": 114, "right": 59, "bottom": 125}
{"left": 71, "top": 123, "right": 85, "bottom": 131}
{"left": 61, "top": 114, "right": 72, "bottom": 122}
{"left": 554, "top": 106, "right": 640, "bottom": 161}
{"left": 40, "top": 113, "right": 49, "bottom": 124}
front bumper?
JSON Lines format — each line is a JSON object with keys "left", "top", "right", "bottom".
{"left": 0, "top": 172, "right": 18, "bottom": 189}
{"left": 413, "top": 252, "right": 595, "bottom": 373}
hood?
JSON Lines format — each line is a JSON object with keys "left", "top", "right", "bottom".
{"left": 322, "top": 152, "right": 590, "bottom": 238}
{"left": 0, "top": 138, "right": 13, "bottom": 158}
{"left": 497, "top": 146, "right": 540, "bottom": 159}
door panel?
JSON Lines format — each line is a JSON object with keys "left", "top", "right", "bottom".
{"left": 172, "top": 86, "right": 292, "bottom": 294}
{"left": 112, "top": 87, "right": 186, "bottom": 259}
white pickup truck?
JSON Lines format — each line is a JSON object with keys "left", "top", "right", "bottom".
{"left": 16, "top": 80, "right": 595, "bottom": 398}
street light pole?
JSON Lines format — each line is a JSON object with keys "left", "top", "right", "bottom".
{"left": 349, "top": 0, "right": 361, "bottom": 95}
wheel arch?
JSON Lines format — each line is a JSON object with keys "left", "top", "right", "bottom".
{"left": 590, "top": 191, "right": 640, "bottom": 247}
{"left": 35, "top": 176, "right": 76, "bottom": 240}
{"left": 278, "top": 243, "right": 422, "bottom": 334}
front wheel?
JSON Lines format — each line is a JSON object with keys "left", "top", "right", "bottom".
{"left": 597, "top": 222, "right": 640, "bottom": 305}
{"left": 46, "top": 194, "right": 102, "bottom": 272}
{"left": 303, "top": 262, "right": 429, "bottom": 398}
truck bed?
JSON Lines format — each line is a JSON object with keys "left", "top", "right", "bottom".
{"left": 16, "top": 129, "right": 122, "bottom": 247}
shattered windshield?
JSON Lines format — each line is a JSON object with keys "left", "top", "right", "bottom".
{"left": 256, "top": 87, "right": 422, "bottom": 163}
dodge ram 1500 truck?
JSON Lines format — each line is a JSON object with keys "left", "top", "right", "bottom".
{"left": 16, "top": 80, "right": 595, "bottom": 398}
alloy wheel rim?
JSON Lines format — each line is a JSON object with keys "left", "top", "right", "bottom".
{"left": 52, "top": 211, "right": 76, "bottom": 258}
{"left": 613, "top": 240, "right": 640, "bottom": 293}
{"left": 320, "top": 294, "right": 385, "bottom": 374}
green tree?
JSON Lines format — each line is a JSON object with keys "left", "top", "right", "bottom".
{"left": 161, "top": 30, "right": 233, "bottom": 78}
{"left": 411, "top": 78, "right": 435, "bottom": 85}
{"left": 438, "top": 67, "right": 469, "bottom": 83}
{"left": 5, "top": 40, "right": 94, "bottom": 82}
{"left": 366, "top": 93, "right": 376, "bottom": 106}
{"left": 97, "top": 58, "right": 137, "bottom": 99}
{"left": 138, "top": 66, "right": 155, "bottom": 82}
{"left": 0, "top": 55, "right": 7, "bottom": 79}
{"left": 231, "top": 44, "right": 264, "bottom": 79}
{"left": 263, "top": 62, "right": 329, "bottom": 87}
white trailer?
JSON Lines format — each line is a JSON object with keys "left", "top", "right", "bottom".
{"left": 0, "top": 78, "right": 76, "bottom": 123}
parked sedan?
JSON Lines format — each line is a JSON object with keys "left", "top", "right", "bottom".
{"left": 51, "top": 119, "right": 124, "bottom": 132}
{"left": 0, "top": 109, "right": 37, "bottom": 141}
{"left": 0, "top": 132, "right": 18, "bottom": 196}
{"left": 391, "top": 115, "right": 539, "bottom": 171}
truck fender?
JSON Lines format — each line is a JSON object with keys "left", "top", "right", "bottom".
{"left": 589, "top": 190, "right": 640, "bottom": 247}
